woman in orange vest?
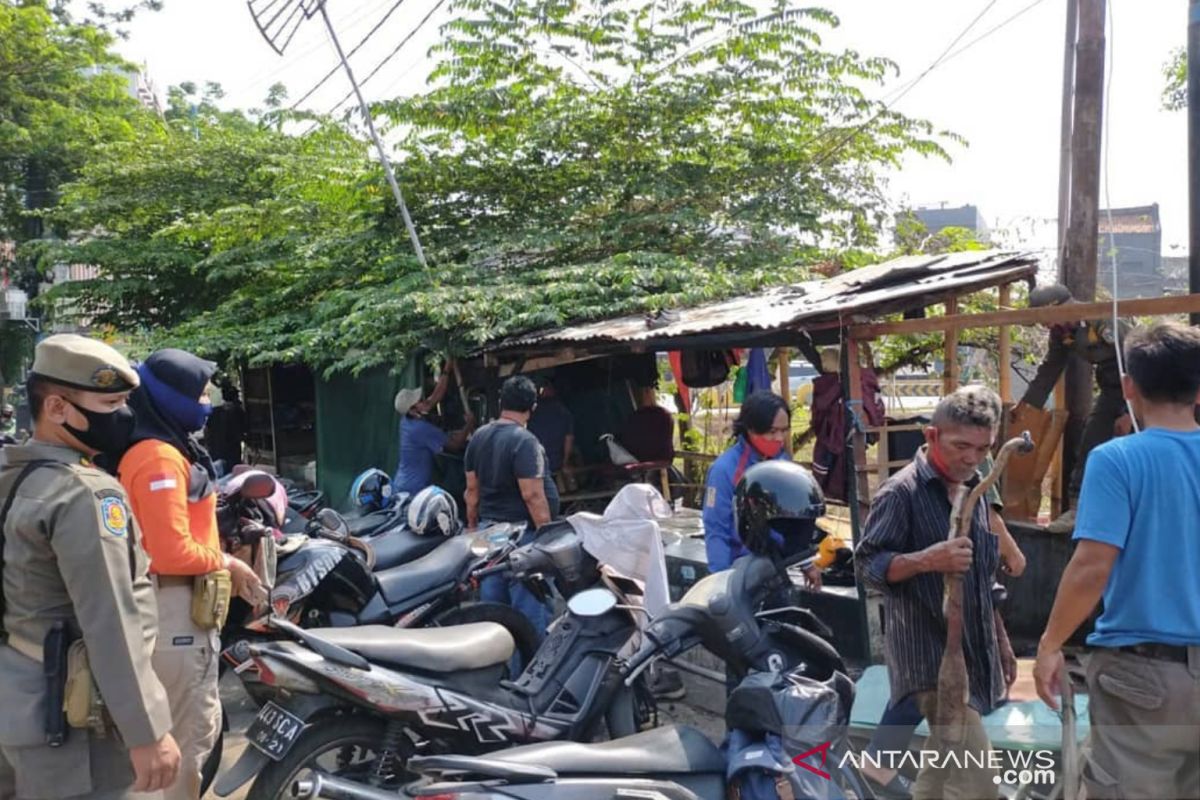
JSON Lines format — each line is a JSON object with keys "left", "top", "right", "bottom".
{"left": 117, "top": 350, "right": 263, "bottom": 800}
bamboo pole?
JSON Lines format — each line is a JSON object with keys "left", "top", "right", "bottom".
{"left": 998, "top": 284, "right": 1013, "bottom": 403}
{"left": 943, "top": 296, "right": 959, "bottom": 395}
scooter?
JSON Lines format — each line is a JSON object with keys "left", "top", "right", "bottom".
{"left": 292, "top": 553, "right": 869, "bottom": 800}
{"left": 214, "top": 520, "right": 651, "bottom": 800}
{"left": 202, "top": 477, "right": 537, "bottom": 797}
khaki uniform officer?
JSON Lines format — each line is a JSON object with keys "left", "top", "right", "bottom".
{"left": 0, "top": 334, "right": 180, "bottom": 799}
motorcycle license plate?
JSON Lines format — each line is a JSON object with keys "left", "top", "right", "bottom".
{"left": 246, "top": 701, "right": 306, "bottom": 761}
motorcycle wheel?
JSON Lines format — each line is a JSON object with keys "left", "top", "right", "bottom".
{"left": 246, "top": 716, "right": 396, "bottom": 800}
{"left": 432, "top": 601, "right": 540, "bottom": 675}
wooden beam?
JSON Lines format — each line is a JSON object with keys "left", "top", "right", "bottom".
{"left": 778, "top": 347, "right": 792, "bottom": 456}
{"left": 846, "top": 338, "right": 871, "bottom": 523}
{"left": 998, "top": 283, "right": 1013, "bottom": 403}
{"left": 943, "top": 296, "right": 959, "bottom": 395}
{"left": 849, "top": 292, "right": 1200, "bottom": 339}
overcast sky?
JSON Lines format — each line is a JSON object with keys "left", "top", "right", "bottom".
{"left": 114, "top": 0, "right": 1190, "bottom": 259}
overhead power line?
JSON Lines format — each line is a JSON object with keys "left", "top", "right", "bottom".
{"left": 289, "top": 0, "right": 415, "bottom": 110}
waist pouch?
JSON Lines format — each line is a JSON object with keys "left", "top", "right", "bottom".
{"left": 63, "top": 640, "right": 103, "bottom": 730}
{"left": 191, "top": 570, "right": 232, "bottom": 630}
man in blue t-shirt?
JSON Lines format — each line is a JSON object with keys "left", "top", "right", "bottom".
{"left": 1035, "top": 322, "right": 1200, "bottom": 800}
{"left": 392, "top": 365, "right": 472, "bottom": 497}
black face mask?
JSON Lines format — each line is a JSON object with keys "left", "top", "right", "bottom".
{"left": 64, "top": 401, "right": 136, "bottom": 457}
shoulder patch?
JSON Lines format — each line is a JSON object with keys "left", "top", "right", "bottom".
{"left": 705, "top": 486, "right": 718, "bottom": 508}
{"left": 99, "top": 495, "right": 129, "bottom": 538}
{"left": 94, "top": 488, "right": 123, "bottom": 501}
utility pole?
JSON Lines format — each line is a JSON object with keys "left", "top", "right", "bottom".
{"left": 1056, "top": 0, "right": 1078, "bottom": 272}
{"left": 1189, "top": 0, "right": 1200, "bottom": 323}
{"left": 1060, "top": 0, "right": 1106, "bottom": 509}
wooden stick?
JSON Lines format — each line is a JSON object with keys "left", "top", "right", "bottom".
{"left": 936, "top": 432, "right": 1034, "bottom": 745}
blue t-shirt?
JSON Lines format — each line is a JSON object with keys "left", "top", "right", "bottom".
{"left": 392, "top": 416, "right": 449, "bottom": 496}
{"left": 1074, "top": 428, "right": 1200, "bottom": 647}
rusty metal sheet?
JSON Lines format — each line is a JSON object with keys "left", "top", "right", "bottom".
{"left": 485, "top": 250, "right": 1039, "bottom": 353}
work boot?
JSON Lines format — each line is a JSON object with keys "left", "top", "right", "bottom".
{"left": 1046, "top": 508, "right": 1076, "bottom": 534}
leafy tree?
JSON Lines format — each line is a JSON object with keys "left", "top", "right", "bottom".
{"left": 47, "top": 0, "right": 958, "bottom": 374}
{"left": 0, "top": 1, "right": 152, "bottom": 294}
{"left": 1163, "top": 46, "right": 1185, "bottom": 111}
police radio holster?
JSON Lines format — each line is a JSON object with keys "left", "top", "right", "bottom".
{"left": 42, "top": 622, "right": 71, "bottom": 747}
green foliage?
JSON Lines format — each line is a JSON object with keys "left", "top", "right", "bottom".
{"left": 0, "top": 0, "right": 152, "bottom": 296}
{"left": 1163, "top": 46, "right": 1186, "bottom": 112}
{"left": 45, "top": 0, "right": 957, "bottom": 374}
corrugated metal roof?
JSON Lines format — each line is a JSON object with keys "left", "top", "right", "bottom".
{"left": 487, "top": 250, "right": 1038, "bottom": 353}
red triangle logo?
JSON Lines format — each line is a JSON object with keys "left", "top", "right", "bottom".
{"left": 792, "top": 741, "right": 832, "bottom": 780}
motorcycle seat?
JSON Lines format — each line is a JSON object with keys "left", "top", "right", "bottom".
{"left": 346, "top": 507, "right": 402, "bottom": 536}
{"left": 488, "top": 724, "right": 726, "bottom": 775}
{"left": 367, "top": 527, "right": 443, "bottom": 571}
{"left": 374, "top": 535, "right": 473, "bottom": 607}
{"left": 311, "top": 622, "right": 514, "bottom": 671}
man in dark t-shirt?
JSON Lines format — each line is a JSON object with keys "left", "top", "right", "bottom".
{"left": 465, "top": 376, "right": 558, "bottom": 638}
{"left": 528, "top": 380, "right": 574, "bottom": 475}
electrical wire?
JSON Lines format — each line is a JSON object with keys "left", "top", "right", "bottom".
{"left": 880, "top": 0, "right": 1051, "bottom": 105}
{"left": 288, "top": 0, "right": 416, "bottom": 111}
{"left": 1100, "top": 2, "right": 1139, "bottom": 433}
{"left": 809, "top": 0, "right": 1001, "bottom": 168}
{"left": 301, "top": 0, "right": 449, "bottom": 135}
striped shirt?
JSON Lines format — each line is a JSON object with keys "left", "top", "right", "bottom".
{"left": 855, "top": 447, "right": 1005, "bottom": 714}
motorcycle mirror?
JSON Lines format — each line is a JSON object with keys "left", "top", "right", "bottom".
{"left": 316, "top": 507, "right": 350, "bottom": 535}
{"left": 567, "top": 588, "right": 618, "bottom": 618}
{"left": 240, "top": 473, "right": 277, "bottom": 500}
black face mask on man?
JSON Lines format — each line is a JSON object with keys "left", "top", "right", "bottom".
{"left": 63, "top": 401, "right": 136, "bottom": 455}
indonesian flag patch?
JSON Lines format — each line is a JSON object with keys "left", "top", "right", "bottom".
{"left": 148, "top": 473, "right": 179, "bottom": 492}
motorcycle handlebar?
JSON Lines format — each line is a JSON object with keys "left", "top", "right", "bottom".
{"left": 473, "top": 563, "right": 511, "bottom": 579}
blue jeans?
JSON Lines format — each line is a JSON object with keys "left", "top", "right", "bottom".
{"left": 478, "top": 522, "right": 553, "bottom": 644}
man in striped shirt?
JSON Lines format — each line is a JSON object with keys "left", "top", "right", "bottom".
{"left": 856, "top": 386, "right": 1007, "bottom": 800}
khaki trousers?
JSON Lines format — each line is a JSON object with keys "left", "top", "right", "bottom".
{"left": 1082, "top": 647, "right": 1200, "bottom": 800}
{"left": 131, "top": 583, "right": 220, "bottom": 800}
{"left": 912, "top": 691, "right": 999, "bottom": 800}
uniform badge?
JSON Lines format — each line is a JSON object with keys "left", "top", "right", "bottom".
{"left": 100, "top": 496, "right": 129, "bottom": 537}
{"left": 92, "top": 365, "right": 120, "bottom": 389}
{"left": 705, "top": 486, "right": 717, "bottom": 508}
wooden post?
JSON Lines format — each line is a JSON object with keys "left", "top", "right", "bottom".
{"left": 846, "top": 338, "right": 870, "bottom": 522}
{"left": 778, "top": 347, "right": 793, "bottom": 456}
{"left": 943, "top": 296, "right": 959, "bottom": 395}
{"left": 998, "top": 284, "right": 1013, "bottom": 403}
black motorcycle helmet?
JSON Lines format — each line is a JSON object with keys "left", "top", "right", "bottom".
{"left": 734, "top": 460, "right": 826, "bottom": 565}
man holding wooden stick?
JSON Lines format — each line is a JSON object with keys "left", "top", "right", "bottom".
{"left": 857, "top": 386, "right": 1012, "bottom": 799}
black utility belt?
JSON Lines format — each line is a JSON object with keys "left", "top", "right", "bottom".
{"left": 1117, "top": 642, "right": 1190, "bottom": 664}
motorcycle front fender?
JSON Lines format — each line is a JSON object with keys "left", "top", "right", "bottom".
{"left": 212, "top": 746, "right": 270, "bottom": 797}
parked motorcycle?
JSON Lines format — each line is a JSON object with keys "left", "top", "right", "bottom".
{"left": 202, "top": 474, "right": 538, "bottom": 796}
{"left": 213, "top": 520, "right": 652, "bottom": 800}
{"left": 293, "top": 553, "right": 868, "bottom": 800}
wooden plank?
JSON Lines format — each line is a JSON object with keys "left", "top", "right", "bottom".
{"left": 846, "top": 338, "right": 871, "bottom": 521}
{"left": 876, "top": 416, "right": 890, "bottom": 486}
{"left": 778, "top": 347, "right": 792, "bottom": 455}
{"left": 943, "top": 296, "right": 959, "bottom": 395}
{"left": 998, "top": 283, "right": 1013, "bottom": 403}
{"left": 849, "top": 292, "right": 1200, "bottom": 339}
